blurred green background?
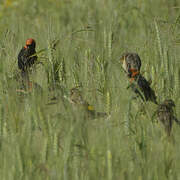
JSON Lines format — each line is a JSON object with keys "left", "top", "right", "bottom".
{"left": 0, "top": 0, "right": 180, "bottom": 179}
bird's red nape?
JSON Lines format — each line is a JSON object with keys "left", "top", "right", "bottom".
{"left": 129, "top": 69, "right": 140, "bottom": 83}
{"left": 129, "top": 68, "right": 140, "bottom": 77}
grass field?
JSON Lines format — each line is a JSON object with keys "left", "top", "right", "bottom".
{"left": 0, "top": 0, "right": 180, "bottom": 179}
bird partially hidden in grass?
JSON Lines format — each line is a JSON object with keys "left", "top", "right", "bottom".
{"left": 157, "top": 99, "right": 180, "bottom": 136}
{"left": 17, "top": 38, "right": 37, "bottom": 91}
{"left": 18, "top": 38, "right": 37, "bottom": 74}
{"left": 120, "top": 52, "right": 157, "bottom": 104}
{"left": 70, "top": 87, "right": 107, "bottom": 119}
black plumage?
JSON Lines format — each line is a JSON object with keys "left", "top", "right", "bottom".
{"left": 17, "top": 38, "right": 37, "bottom": 90}
{"left": 128, "top": 74, "right": 157, "bottom": 104}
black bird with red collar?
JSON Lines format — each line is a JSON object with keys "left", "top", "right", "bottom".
{"left": 120, "top": 53, "right": 157, "bottom": 104}
{"left": 18, "top": 38, "right": 37, "bottom": 73}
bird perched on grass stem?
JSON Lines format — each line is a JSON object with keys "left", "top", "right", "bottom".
{"left": 120, "top": 52, "right": 157, "bottom": 104}
{"left": 70, "top": 87, "right": 107, "bottom": 119}
{"left": 157, "top": 99, "right": 180, "bottom": 136}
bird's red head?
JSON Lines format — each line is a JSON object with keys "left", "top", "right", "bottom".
{"left": 24, "top": 38, "right": 36, "bottom": 49}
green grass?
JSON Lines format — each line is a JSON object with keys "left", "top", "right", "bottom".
{"left": 0, "top": 0, "right": 180, "bottom": 179}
